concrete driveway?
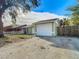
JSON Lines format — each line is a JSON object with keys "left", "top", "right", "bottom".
{"left": 39, "top": 36, "right": 79, "bottom": 51}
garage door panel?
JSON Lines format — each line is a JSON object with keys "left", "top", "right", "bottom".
{"left": 36, "top": 23, "right": 53, "bottom": 36}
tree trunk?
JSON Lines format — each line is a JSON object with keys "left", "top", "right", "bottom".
{"left": 0, "top": 13, "right": 4, "bottom": 38}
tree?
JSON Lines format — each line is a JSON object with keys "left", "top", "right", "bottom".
{"left": 58, "top": 18, "right": 69, "bottom": 27}
{"left": 63, "top": 18, "right": 69, "bottom": 26}
{"left": 0, "top": 0, "right": 39, "bottom": 37}
{"left": 68, "top": 0, "right": 79, "bottom": 25}
{"left": 9, "top": 9, "right": 18, "bottom": 26}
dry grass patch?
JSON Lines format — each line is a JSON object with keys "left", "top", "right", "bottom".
{"left": 2, "top": 35, "right": 33, "bottom": 43}
{"left": 0, "top": 35, "right": 33, "bottom": 47}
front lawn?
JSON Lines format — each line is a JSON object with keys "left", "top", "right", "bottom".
{"left": 1, "top": 34, "right": 33, "bottom": 43}
{"left": 0, "top": 34, "right": 33, "bottom": 47}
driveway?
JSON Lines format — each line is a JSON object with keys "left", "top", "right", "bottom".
{"left": 0, "top": 37, "right": 79, "bottom": 59}
{"left": 39, "top": 36, "right": 79, "bottom": 51}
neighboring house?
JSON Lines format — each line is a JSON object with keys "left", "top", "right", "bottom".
{"left": 4, "top": 25, "right": 27, "bottom": 34}
{"left": 30, "top": 18, "right": 58, "bottom": 36}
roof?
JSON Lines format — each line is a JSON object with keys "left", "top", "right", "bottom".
{"left": 4, "top": 25, "right": 27, "bottom": 31}
{"left": 33, "top": 18, "right": 58, "bottom": 25}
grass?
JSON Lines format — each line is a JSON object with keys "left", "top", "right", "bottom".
{"left": 8, "top": 34, "right": 33, "bottom": 39}
{"left": 1, "top": 34, "right": 33, "bottom": 43}
{"left": 0, "top": 34, "right": 33, "bottom": 47}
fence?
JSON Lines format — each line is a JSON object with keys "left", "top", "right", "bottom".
{"left": 57, "top": 26, "right": 79, "bottom": 36}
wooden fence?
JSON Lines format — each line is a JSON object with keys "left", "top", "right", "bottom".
{"left": 57, "top": 26, "right": 79, "bottom": 36}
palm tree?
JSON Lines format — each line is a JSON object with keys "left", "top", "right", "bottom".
{"left": 0, "top": 0, "right": 39, "bottom": 37}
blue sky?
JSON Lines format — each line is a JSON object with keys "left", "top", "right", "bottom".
{"left": 33, "top": 0, "right": 77, "bottom": 15}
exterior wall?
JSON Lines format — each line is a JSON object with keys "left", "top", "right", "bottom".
{"left": 26, "top": 27, "right": 32, "bottom": 35}
{"left": 32, "top": 27, "right": 35, "bottom": 34}
{"left": 26, "top": 26, "right": 35, "bottom": 35}
{"left": 4, "top": 25, "right": 27, "bottom": 34}
{"left": 4, "top": 30, "right": 24, "bottom": 34}
{"left": 52, "top": 22, "right": 57, "bottom": 36}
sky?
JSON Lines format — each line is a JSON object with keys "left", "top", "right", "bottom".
{"left": 3, "top": 0, "right": 77, "bottom": 26}
{"left": 33, "top": 0, "right": 77, "bottom": 15}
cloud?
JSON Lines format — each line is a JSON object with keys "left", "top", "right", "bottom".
{"left": 2, "top": 11, "right": 67, "bottom": 27}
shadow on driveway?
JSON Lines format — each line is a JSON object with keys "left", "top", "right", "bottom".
{"left": 39, "top": 36, "right": 79, "bottom": 51}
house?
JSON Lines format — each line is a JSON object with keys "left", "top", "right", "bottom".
{"left": 30, "top": 18, "right": 58, "bottom": 36}
{"left": 4, "top": 18, "right": 58, "bottom": 36}
{"left": 4, "top": 25, "right": 27, "bottom": 34}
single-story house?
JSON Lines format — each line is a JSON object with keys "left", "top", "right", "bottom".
{"left": 4, "top": 25, "right": 27, "bottom": 34}
{"left": 4, "top": 18, "right": 58, "bottom": 36}
{"left": 27, "top": 18, "right": 58, "bottom": 36}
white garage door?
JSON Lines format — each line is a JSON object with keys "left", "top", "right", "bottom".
{"left": 36, "top": 23, "right": 53, "bottom": 36}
